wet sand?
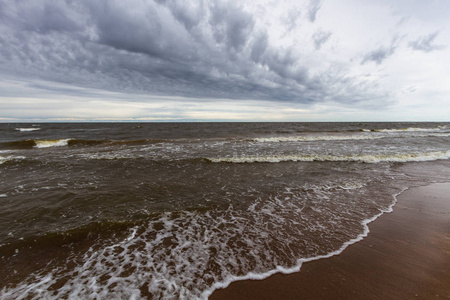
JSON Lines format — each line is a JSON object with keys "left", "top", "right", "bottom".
{"left": 210, "top": 183, "right": 450, "bottom": 300}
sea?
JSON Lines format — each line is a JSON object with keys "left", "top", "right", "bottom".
{"left": 0, "top": 122, "right": 449, "bottom": 299}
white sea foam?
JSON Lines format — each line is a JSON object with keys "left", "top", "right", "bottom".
{"left": 254, "top": 131, "right": 450, "bottom": 143}
{"left": 16, "top": 128, "right": 41, "bottom": 132}
{"left": 423, "top": 133, "right": 450, "bottom": 137}
{"left": 82, "top": 153, "right": 141, "bottom": 160}
{"left": 0, "top": 155, "right": 26, "bottom": 165}
{"left": 207, "top": 150, "right": 450, "bottom": 164}
{"left": 34, "top": 139, "right": 71, "bottom": 148}
{"left": 372, "top": 127, "right": 442, "bottom": 133}
{"left": 253, "top": 134, "right": 382, "bottom": 142}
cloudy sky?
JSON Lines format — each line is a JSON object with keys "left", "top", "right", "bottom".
{"left": 0, "top": 0, "right": 449, "bottom": 121}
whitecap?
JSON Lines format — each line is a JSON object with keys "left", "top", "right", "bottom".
{"left": 16, "top": 128, "right": 41, "bottom": 132}
{"left": 34, "top": 139, "right": 71, "bottom": 148}
{"left": 373, "top": 127, "right": 442, "bottom": 133}
{"left": 253, "top": 134, "right": 382, "bottom": 143}
{"left": 207, "top": 150, "right": 450, "bottom": 164}
{"left": 0, "top": 155, "right": 26, "bottom": 165}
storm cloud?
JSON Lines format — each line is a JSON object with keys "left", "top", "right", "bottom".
{"left": 0, "top": 0, "right": 449, "bottom": 121}
{"left": 0, "top": 0, "right": 390, "bottom": 106}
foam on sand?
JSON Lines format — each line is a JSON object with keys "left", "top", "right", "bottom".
{"left": 203, "top": 188, "right": 404, "bottom": 299}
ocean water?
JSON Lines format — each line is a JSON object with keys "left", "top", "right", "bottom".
{"left": 0, "top": 122, "right": 449, "bottom": 299}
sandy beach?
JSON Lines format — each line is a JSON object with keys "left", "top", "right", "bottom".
{"left": 211, "top": 182, "right": 450, "bottom": 300}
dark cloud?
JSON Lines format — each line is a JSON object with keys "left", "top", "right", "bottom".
{"left": 0, "top": 0, "right": 390, "bottom": 107}
{"left": 361, "top": 37, "right": 399, "bottom": 65}
{"left": 312, "top": 30, "right": 332, "bottom": 50}
{"left": 0, "top": 1, "right": 82, "bottom": 34}
{"left": 250, "top": 33, "right": 268, "bottom": 62}
{"left": 307, "top": 0, "right": 322, "bottom": 22}
{"left": 409, "top": 32, "right": 445, "bottom": 52}
{"left": 361, "top": 46, "right": 395, "bottom": 65}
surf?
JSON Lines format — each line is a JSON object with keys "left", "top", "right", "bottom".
{"left": 34, "top": 139, "right": 72, "bottom": 148}
{"left": 252, "top": 134, "right": 383, "bottom": 142}
{"left": 207, "top": 150, "right": 450, "bottom": 164}
{"left": 0, "top": 155, "right": 27, "bottom": 165}
{"left": 364, "top": 126, "right": 446, "bottom": 133}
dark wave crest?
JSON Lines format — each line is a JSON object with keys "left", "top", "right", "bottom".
{"left": 0, "top": 220, "right": 142, "bottom": 287}
{"left": 0, "top": 140, "right": 37, "bottom": 149}
{"left": 0, "top": 138, "right": 166, "bottom": 150}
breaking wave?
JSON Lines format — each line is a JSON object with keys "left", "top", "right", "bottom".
{"left": 0, "top": 155, "right": 26, "bottom": 165}
{"left": 252, "top": 134, "right": 383, "bottom": 142}
{"left": 0, "top": 139, "right": 165, "bottom": 150}
{"left": 15, "top": 128, "right": 41, "bottom": 132}
{"left": 0, "top": 139, "right": 72, "bottom": 149}
{"left": 364, "top": 126, "right": 446, "bottom": 133}
{"left": 207, "top": 150, "right": 450, "bottom": 164}
{"left": 252, "top": 130, "right": 450, "bottom": 143}
{"left": 34, "top": 139, "right": 72, "bottom": 148}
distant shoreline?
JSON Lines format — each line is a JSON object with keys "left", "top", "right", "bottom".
{"left": 1, "top": 121, "right": 449, "bottom": 124}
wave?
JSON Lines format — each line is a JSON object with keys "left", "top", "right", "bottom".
{"left": 252, "top": 129, "right": 450, "bottom": 143}
{"left": 15, "top": 128, "right": 41, "bottom": 132}
{"left": 68, "top": 139, "right": 154, "bottom": 147}
{"left": 417, "top": 133, "right": 450, "bottom": 138}
{"left": 0, "top": 139, "right": 71, "bottom": 149}
{"left": 35, "top": 139, "right": 72, "bottom": 148}
{"left": 79, "top": 153, "right": 145, "bottom": 160}
{"left": 0, "top": 138, "right": 165, "bottom": 150}
{"left": 0, "top": 155, "right": 27, "bottom": 165}
{"left": 253, "top": 134, "right": 383, "bottom": 143}
{"left": 1, "top": 220, "right": 141, "bottom": 253}
{"left": 364, "top": 127, "right": 445, "bottom": 133}
{"left": 0, "top": 140, "right": 37, "bottom": 149}
{"left": 207, "top": 150, "right": 450, "bottom": 164}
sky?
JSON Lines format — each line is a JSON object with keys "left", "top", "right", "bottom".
{"left": 0, "top": 0, "right": 449, "bottom": 122}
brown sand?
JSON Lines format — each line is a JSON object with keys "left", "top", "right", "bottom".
{"left": 210, "top": 183, "right": 450, "bottom": 300}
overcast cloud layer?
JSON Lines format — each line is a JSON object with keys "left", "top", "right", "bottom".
{"left": 0, "top": 0, "right": 449, "bottom": 121}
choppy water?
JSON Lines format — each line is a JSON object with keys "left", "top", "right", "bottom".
{"left": 0, "top": 122, "right": 449, "bottom": 299}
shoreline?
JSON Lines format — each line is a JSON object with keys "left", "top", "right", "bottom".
{"left": 210, "top": 182, "right": 450, "bottom": 299}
